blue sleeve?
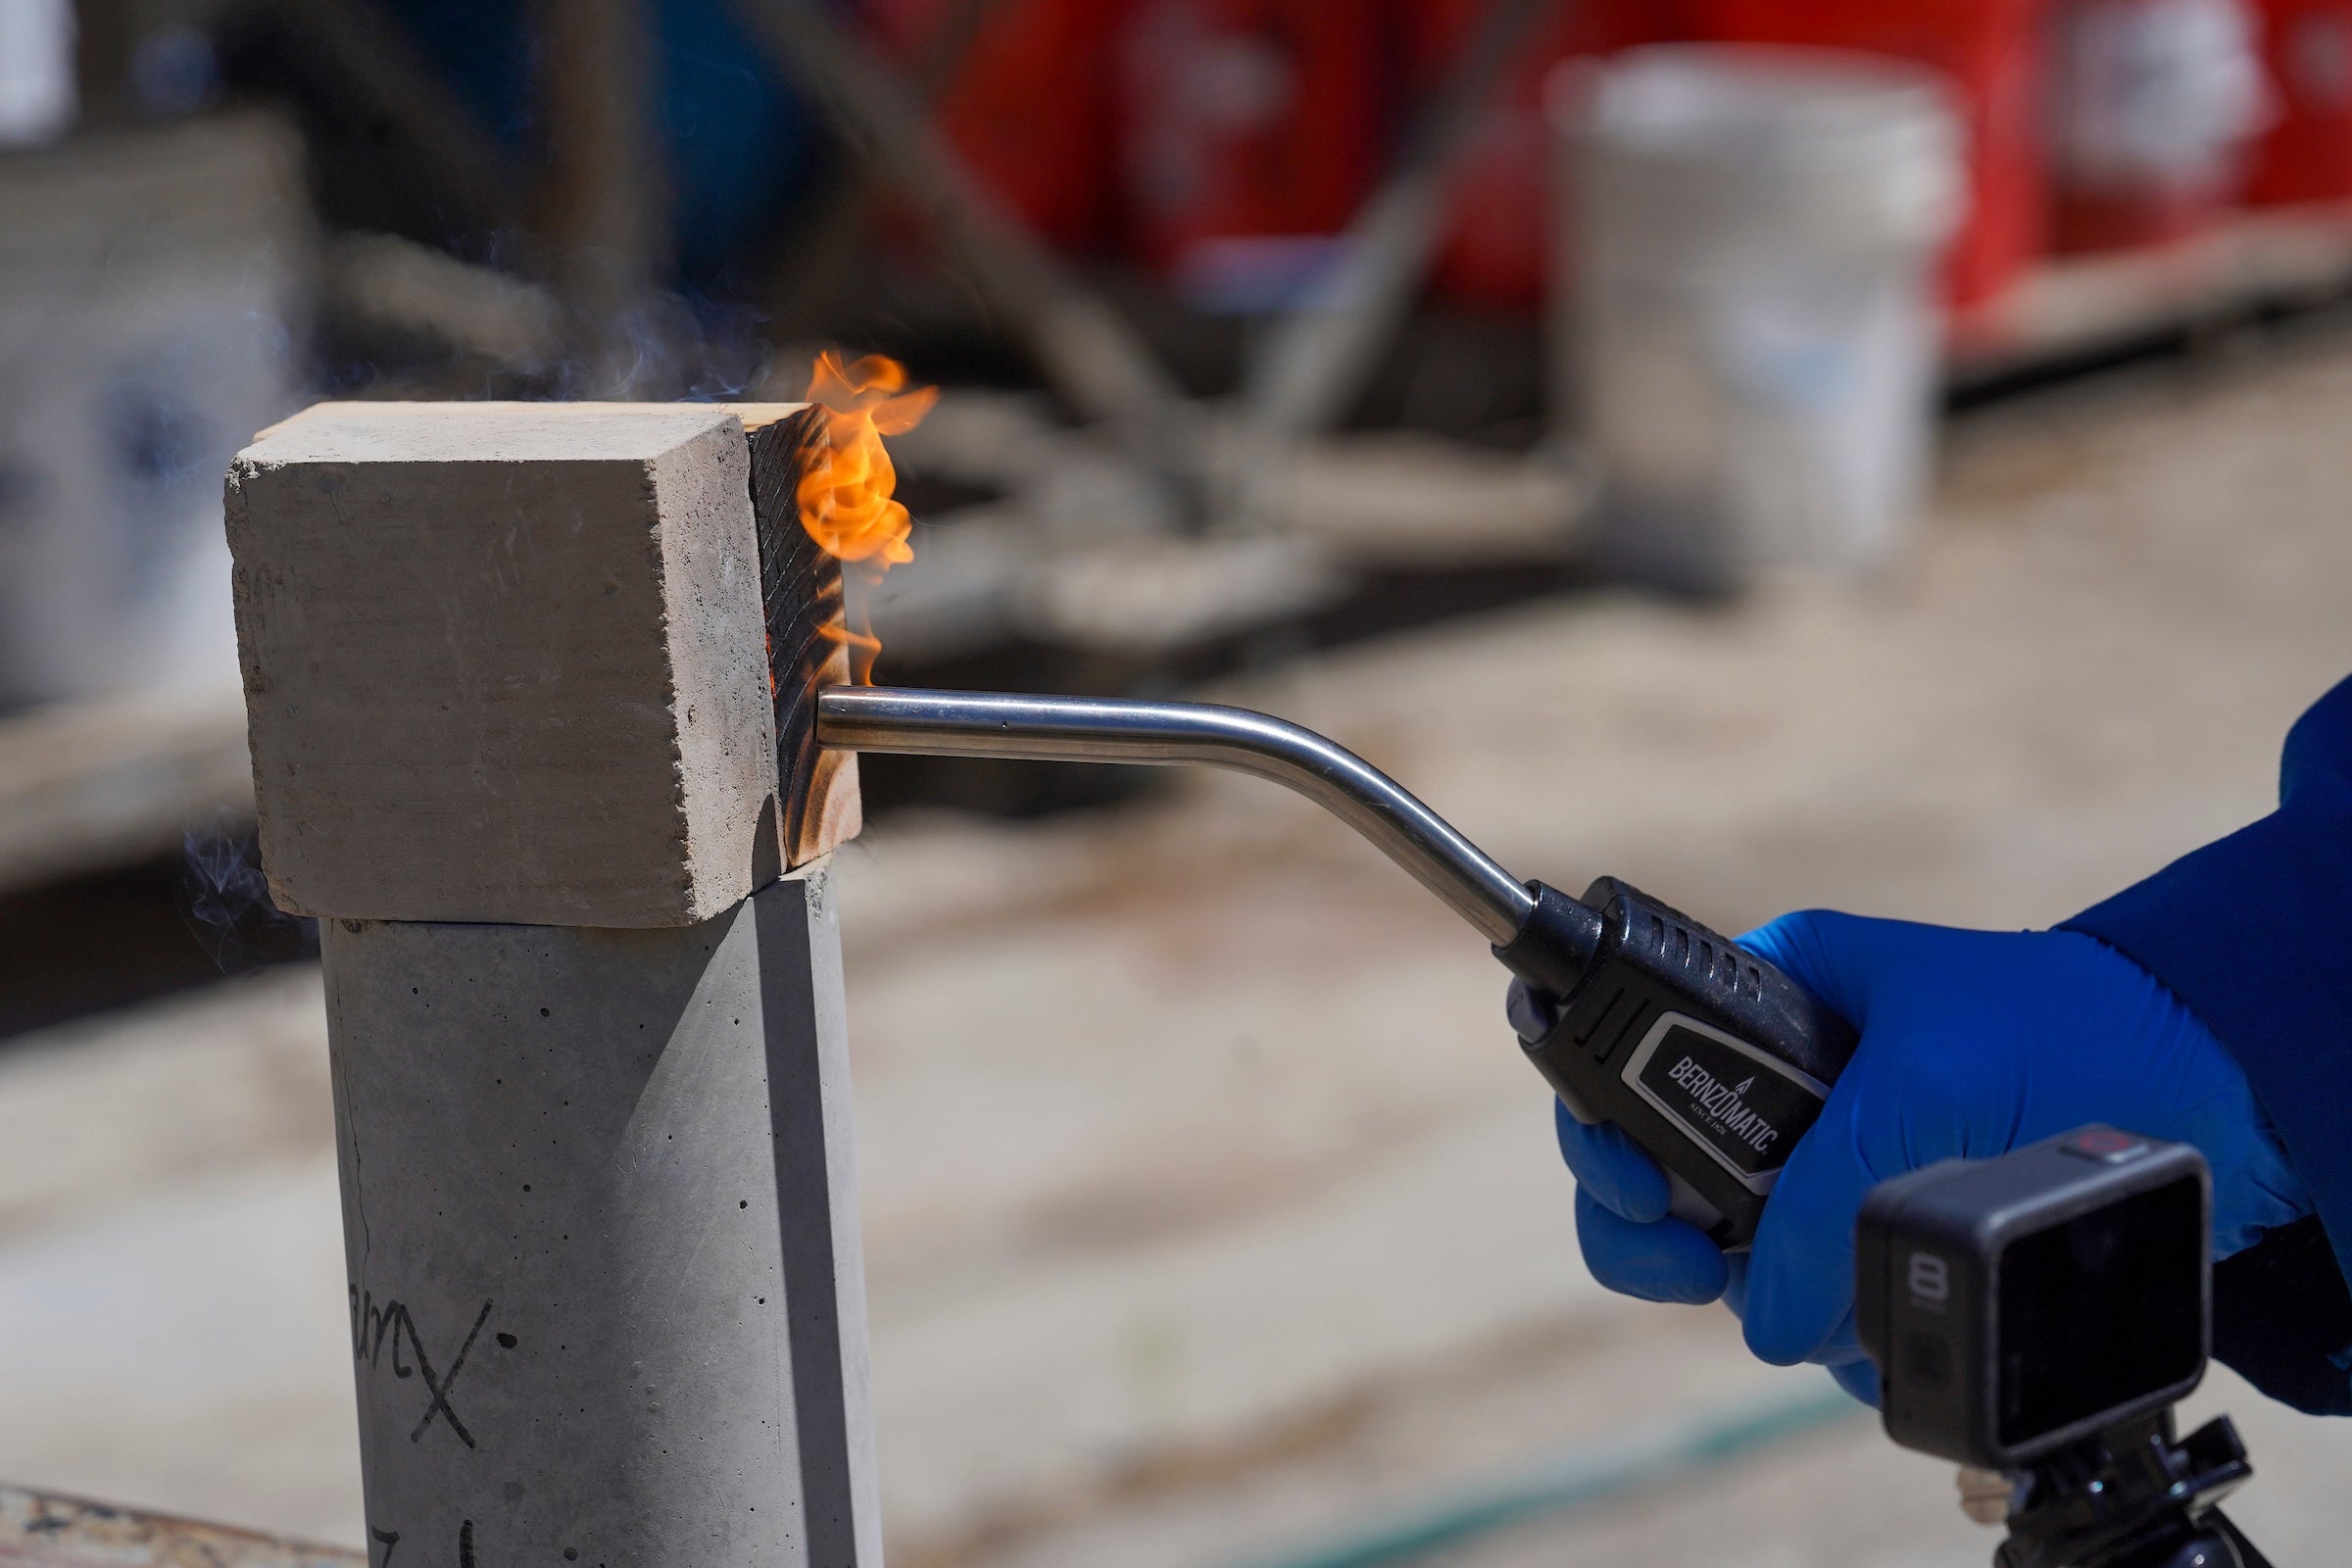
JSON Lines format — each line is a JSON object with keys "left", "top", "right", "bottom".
{"left": 2064, "top": 674, "right": 2352, "bottom": 1413}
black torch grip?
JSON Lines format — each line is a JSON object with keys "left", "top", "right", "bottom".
{"left": 1502, "top": 877, "right": 1858, "bottom": 1250}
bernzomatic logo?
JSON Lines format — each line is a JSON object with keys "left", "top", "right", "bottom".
{"left": 1634, "top": 1022, "right": 1824, "bottom": 1180}
{"left": 1668, "top": 1055, "right": 1779, "bottom": 1153}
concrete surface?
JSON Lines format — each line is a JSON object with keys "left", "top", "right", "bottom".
{"left": 319, "top": 861, "right": 877, "bottom": 1566}
{"left": 6, "top": 332, "right": 2352, "bottom": 1563}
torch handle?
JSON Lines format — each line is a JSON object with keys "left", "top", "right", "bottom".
{"left": 1512, "top": 877, "right": 1859, "bottom": 1246}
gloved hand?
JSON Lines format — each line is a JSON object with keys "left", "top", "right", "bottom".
{"left": 1512, "top": 911, "right": 2314, "bottom": 1402}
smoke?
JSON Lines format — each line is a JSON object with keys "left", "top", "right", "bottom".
{"left": 546, "top": 284, "right": 777, "bottom": 404}
{"left": 178, "top": 809, "right": 317, "bottom": 973}
{"left": 320, "top": 233, "right": 778, "bottom": 407}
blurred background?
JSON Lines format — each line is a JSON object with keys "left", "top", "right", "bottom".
{"left": 5, "top": 0, "right": 2352, "bottom": 1561}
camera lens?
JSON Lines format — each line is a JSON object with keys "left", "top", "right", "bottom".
{"left": 1995, "top": 1175, "right": 2203, "bottom": 1448}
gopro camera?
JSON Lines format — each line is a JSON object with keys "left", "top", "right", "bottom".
{"left": 1857, "top": 1128, "right": 2276, "bottom": 1568}
{"left": 1857, "top": 1126, "right": 2209, "bottom": 1469}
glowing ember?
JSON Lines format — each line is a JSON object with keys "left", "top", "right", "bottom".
{"left": 799, "top": 350, "right": 936, "bottom": 684}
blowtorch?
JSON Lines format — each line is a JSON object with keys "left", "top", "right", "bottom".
{"left": 816, "top": 685, "right": 1857, "bottom": 1248}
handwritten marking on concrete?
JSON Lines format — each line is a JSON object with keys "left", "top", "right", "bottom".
{"left": 349, "top": 1287, "right": 496, "bottom": 1450}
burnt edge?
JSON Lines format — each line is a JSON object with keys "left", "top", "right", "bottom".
{"left": 747, "top": 407, "right": 847, "bottom": 861}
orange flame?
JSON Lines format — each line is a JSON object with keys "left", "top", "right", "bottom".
{"left": 800, "top": 351, "right": 936, "bottom": 684}
{"left": 800, "top": 351, "right": 937, "bottom": 566}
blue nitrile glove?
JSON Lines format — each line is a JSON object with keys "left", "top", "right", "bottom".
{"left": 1512, "top": 912, "right": 2315, "bottom": 1404}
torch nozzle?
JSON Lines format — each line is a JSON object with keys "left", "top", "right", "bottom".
{"left": 815, "top": 685, "right": 1543, "bottom": 948}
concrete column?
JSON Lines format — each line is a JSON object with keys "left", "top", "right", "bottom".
{"left": 323, "top": 861, "right": 877, "bottom": 1567}
{"left": 223, "top": 402, "right": 876, "bottom": 1567}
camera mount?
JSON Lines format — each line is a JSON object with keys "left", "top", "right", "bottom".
{"left": 1997, "top": 1409, "right": 2269, "bottom": 1568}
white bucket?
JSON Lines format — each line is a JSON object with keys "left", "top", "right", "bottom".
{"left": 1554, "top": 46, "right": 1963, "bottom": 588}
{"left": 0, "top": 113, "right": 311, "bottom": 710}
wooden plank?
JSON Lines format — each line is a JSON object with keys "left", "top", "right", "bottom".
{"left": 0, "top": 685, "right": 251, "bottom": 897}
{"left": 0, "top": 1480, "right": 362, "bottom": 1566}
{"left": 731, "top": 0, "right": 1202, "bottom": 484}
{"left": 531, "top": 0, "right": 664, "bottom": 376}
{"left": 729, "top": 402, "right": 863, "bottom": 867}
{"left": 269, "top": 0, "right": 520, "bottom": 232}
{"left": 1949, "top": 206, "right": 2352, "bottom": 386}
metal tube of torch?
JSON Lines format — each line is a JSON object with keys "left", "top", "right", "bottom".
{"left": 815, "top": 685, "right": 1540, "bottom": 946}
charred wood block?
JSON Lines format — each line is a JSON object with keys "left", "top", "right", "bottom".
{"left": 729, "top": 402, "right": 861, "bottom": 868}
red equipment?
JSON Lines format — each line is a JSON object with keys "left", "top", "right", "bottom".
{"left": 1116, "top": 0, "right": 1384, "bottom": 291}
{"left": 863, "top": 0, "right": 1129, "bottom": 252}
{"left": 1405, "top": 0, "right": 1691, "bottom": 312}
{"left": 2046, "top": 0, "right": 2269, "bottom": 253}
{"left": 2245, "top": 0, "right": 2352, "bottom": 205}
{"left": 1692, "top": 0, "right": 2052, "bottom": 318}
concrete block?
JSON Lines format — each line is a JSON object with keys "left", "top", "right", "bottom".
{"left": 227, "top": 401, "right": 791, "bottom": 927}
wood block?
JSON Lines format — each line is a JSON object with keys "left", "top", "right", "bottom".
{"left": 727, "top": 403, "right": 863, "bottom": 867}
{"left": 226, "top": 400, "right": 857, "bottom": 927}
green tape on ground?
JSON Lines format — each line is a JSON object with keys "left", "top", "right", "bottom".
{"left": 1221, "top": 1382, "right": 1863, "bottom": 1568}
